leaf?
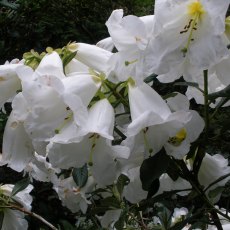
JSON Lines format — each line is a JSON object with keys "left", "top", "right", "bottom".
{"left": 0, "top": 212, "right": 4, "bottom": 230}
{"left": 0, "top": 0, "right": 19, "bottom": 10}
{"left": 208, "top": 186, "right": 225, "bottom": 199}
{"left": 113, "top": 175, "right": 129, "bottom": 202}
{"left": 163, "top": 92, "right": 178, "bottom": 100}
{"left": 114, "top": 211, "right": 125, "bottom": 230}
{"left": 208, "top": 85, "right": 230, "bottom": 100}
{"left": 100, "top": 197, "right": 120, "bottom": 209}
{"left": 72, "top": 164, "right": 88, "bottom": 188}
{"left": 63, "top": 51, "right": 77, "bottom": 68}
{"left": 11, "top": 177, "right": 30, "bottom": 197}
{"left": 144, "top": 73, "right": 158, "bottom": 83}
{"left": 91, "top": 207, "right": 113, "bottom": 215}
{"left": 140, "top": 148, "right": 170, "bottom": 191}
{"left": 147, "top": 178, "right": 160, "bottom": 198}
{"left": 59, "top": 220, "right": 76, "bottom": 230}
{"left": 116, "top": 174, "right": 130, "bottom": 196}
{"left": 174, "top": 82, "right": 204, "bottom": 93}
{"left": 174, "top": 81, "right": 199, "bottom": 88}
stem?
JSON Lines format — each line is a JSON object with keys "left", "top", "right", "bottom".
{"left": 11, "top": 205, "right": 58, "bottom": 230}
{"left": 172, "top": 159, "right": 230, "bottom": 223}
{"left": 103, "top": 81, "right": 129, "bottom": 108}
{"left": 203, "top": 69, "right": 209, "bottom": 139}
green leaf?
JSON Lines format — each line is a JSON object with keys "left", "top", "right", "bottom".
{"left": 208, "top": 186, "right": 225, "bottom": 199}
{"left": 147, "top": 178, "right": 160, "bottom": 198}
{"left": 11, "top": 177, "right": 30, "bottom": 197}
{"left": 208, "top": 85, "right": 230, "bottom": 100}
{"left": 116, "top": 174, "right": 130, "bottom": 196}
{"left": 163, "top": 92, "right": 178, "bottom": 100}
{"left": 72, "top": 164, "right": 88, "bottom": 188}
{"left": 0, "top": 0, "right": 19, "bottom": 10}
{"left": 144, "top": 73, "right": 158, "bottom": 83}
{"left": 140, "top": 148, "right": 170, "bottom": 191}
{"left": 0, "top": 212, "right": 4, "bottom": 230}
{"left": 59, "top": 220, "right": 76, "bottom": 230}
{"left": 63, "top": 51, "right": 77, "bottom": 68}
{"left": 100, "top": 197, "right": 120, "bottom": 209}
{"left": 114, "top": 211, "right": 125, "bottom": 230}
{"left": 174, "top": 81, "right": 203, "bottom": 93}
{"left": 174, "top": 81, "right": 199, "bottom": 88}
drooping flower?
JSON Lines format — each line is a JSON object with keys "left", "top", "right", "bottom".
{"left": 127, "top": 81, "right": 204, "bottom": 159}
{"left": 47, "top": 99, "right": 129, "bottom": 186}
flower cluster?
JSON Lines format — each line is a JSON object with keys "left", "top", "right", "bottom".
{"left": 0, "top": 0, "right": 230, "bottom": 229}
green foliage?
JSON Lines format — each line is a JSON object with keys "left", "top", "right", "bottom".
{"left": 72, "top": 164, "right": 88, "bottom": 188}
{"left": 11, "top": 176, "right": 30, "bottom": 196}
{"left": 140, "top": 148, "right": 170, "bottom": 191}
{"left": 0, "top": 0, "right": 153, "bottom": 63}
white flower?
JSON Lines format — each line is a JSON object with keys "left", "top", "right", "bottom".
{"left": 127, "top": 82, "right": 203, "bottom": 159}
{"left": 157, "top": 173, "right": 191, "bottom": 196}
{"left": 0, "top": 61, "right": 23, "bottom": 109}
{"left": 53, "top": 176, "right": 95, "bottom": 213}
{"left": 97, "top": 209, "right": 122, "bottom": 229}
{"left": 0, "top": 184, "right": 33, "bottom": 230}
{"left": 147, "top": 0, "right": 229, "bottom": 79}
{"left": 123, "top": 166, "right": 148, "bottom": 203}
{"left": 0, "top": 112, "right": 34, "bottom": 172}
{"left": 186, "top": 72, "right": 230, "bottom": 108}
{"left": 74, "top": 43, "right": 113, "bottom": 75}
{"left": 96, "top": 37, "right": 115, "bottom": 52}
{"left": 198, "top": 153, "right": 230, "bottom": 192}
{"left": 48, "top": 99, "right": 129, "bottom": 186}
{"left": 106, "top": 9, "right": 155, "bottom": 83}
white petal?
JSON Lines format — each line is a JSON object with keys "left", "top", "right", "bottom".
{"left": 100, "top": 209, "right": 122, "bottom": 228}
{"left": 96, "top": 37, "right": 115, "bottom": 52}
{"left": 36, "top": 51, "right": 65, "bottom": 78}
{"left": 91, "top": 138, "right": 117, "bottom": 186}
{"left": 123, "top": 167, "right": 147, "bottom": 203}
{"left": 1, "top": 113, "right": 34, "bottom": 172}
{"left": 75, "top": 43, "right": 112, "bottom": 74}
{"left": 2, "top": 209, "right": 28, "bottom": 230}
{"left": 84, "top": 99, "right": 114, "bottom": 140}
{"left": 128, "top": 82, "right": 171, "bottom": 120}
{"left": 166, "top": 93, "right": 190, "bottom": 112}
{"left": 0, "top": 63, "right": 22, "bottom": 108}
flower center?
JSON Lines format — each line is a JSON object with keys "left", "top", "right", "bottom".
{"left": 168, "top": 128, "right": 187, "bottom": 147}
{"left": 187, "top": 1, "right": 205, "bottom": 16}
{"left": 180, "top": 1, "right": 205, "bottom": 56}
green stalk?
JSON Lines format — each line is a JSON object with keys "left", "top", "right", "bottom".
{"left": 203, "top": 69, "right": 209, "bottom": 139}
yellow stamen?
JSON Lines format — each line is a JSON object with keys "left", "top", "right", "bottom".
{"left": 125, "top": 59, "right": 138, "bottom": 66}
{"left": 181, "top": 1, "right": 206, "bottom": 56}
{"left": 168, "top": 128, "right": 187, "bottom": 147}
{"left": 187, "top": 1, "right": 205, "bottom": 16}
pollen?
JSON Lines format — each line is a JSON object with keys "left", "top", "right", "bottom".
{"left": 168, "top": 128, "right": 187, "bottom": 146}
{"left": 187, "top": 1, "right": 205, "bottom": 17}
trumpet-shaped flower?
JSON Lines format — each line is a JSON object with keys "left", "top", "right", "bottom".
{"left": 47, "top": 99, "right": 129, "bottom": 186}
{"left": 198, "top": 153, "right": 230, "bottom": 193}
{"left": 106, "top": 9, "right": 155, "bottom": 83}
{"left": 127, "top": 81, "right": 204, "bottom": 159}
{"left": 0, "top": 112, "right": 34, "bottom": 172}
{"left": 147, "top": 0, "right": 230, "bottom": 79}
